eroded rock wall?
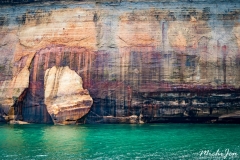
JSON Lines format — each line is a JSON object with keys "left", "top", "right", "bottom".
{"left": 1, "top": 0, "right": 240, "bottom": 123}
{"left": 44, "top": 66, "right": 93, "bottom": 124}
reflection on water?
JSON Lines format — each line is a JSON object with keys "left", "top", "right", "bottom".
{"left": 0, "top": 124, "right": 240, "bottom": 159}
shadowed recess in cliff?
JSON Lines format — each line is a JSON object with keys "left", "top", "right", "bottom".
{"left": 21, "top": 45, "right": 94, "bottom": 124}
{"left": 19, "top": 45, "right": 166, "bottom": 123}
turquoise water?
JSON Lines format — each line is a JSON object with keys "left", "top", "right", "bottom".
{"left": 0, "top": 124, "right": 240, "bottom": 159}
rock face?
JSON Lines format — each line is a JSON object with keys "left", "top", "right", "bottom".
{"left": 1, "top": 0, "right": 240, "bottom": 124}
{"left": 0, "top": 67, "right": 29, "bottom": 118}
{"left": 44, "top": 66, "right": 93, "bottom": 124}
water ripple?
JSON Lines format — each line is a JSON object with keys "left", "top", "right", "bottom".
{"left": 0, "top": 124, "right": 240, "bottom": 159}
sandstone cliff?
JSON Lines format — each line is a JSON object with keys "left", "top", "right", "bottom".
{"left": 1, "top": 0, "right": 240, "bottom": 124}
{"left": 44, "top": 66, "right": 93, "bottom": 124}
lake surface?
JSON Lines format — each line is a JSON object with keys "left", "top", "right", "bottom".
{"left": 0, "top": 123, "right": 240, "bottom": 159}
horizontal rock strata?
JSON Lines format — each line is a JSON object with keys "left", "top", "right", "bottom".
{"left": 0, "top": 0, "right": 240, "bottom": 124}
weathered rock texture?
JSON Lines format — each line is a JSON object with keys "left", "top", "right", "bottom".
{"left": 1, "top": 0, "right": 240, "bottom": 124}
{"left": 44, "top": 66, "right": 93, "bottom": 124}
